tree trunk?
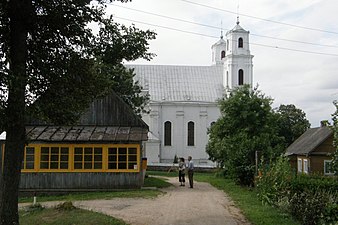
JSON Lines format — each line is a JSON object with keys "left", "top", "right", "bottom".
{"left": 0, "top": 0, "right": 30, "bottom": 224}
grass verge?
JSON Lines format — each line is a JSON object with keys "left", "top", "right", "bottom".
{"left": 19, "top": 176, "right": 170, "bottom": 204}
{"left": 20, "top": 206, "right": 128, "bottom": 225}
{"left": 194, "top": 173, "right": 301, "bottom": 225}
{"left": 19, "top": 189, "right": 161, "bottom": 204}
{"left": 143, "top": 176, "right": 172, "bottom": 188}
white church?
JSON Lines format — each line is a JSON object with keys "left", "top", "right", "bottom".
{"left": 128, "top": 22, "right": 253, "bottom": 166}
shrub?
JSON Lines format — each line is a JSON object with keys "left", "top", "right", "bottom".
{"left": 256, "top": 156, "right": 292, "bottom": 206}
{"left": 289, "top": 190, "right": 329, "bottom": 225}
{"left": 56, "top": 201, "right": 76, "bottom": 211}
{"left": 256, "top": 156, "right": 338, "bottom": 225}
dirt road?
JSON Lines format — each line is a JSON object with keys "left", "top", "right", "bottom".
{"left": 73, "top": 177, "right": 250, "bottom": 225}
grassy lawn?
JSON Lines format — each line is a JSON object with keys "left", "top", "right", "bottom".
{"left": 19, "top": 176, "right": 172, "bottom": 225}
{"left": 148, "top": 171, "right": 300, "bottom": 225}
{"left": 19, "top": 189, "right": 161, "bottom": 204}
{"left": 20, "top": 176, "right": 171, "bottom": 204}
{"left": 20, "top": 207, "right": 128, "bottom": 225}
{"left": 143, "top": 176, "right": 172, "bottom": 188}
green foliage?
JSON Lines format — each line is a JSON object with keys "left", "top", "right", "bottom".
{"left": 275, "top": 104, "right": 310, "bottom": 148}
{"left": 194, "top": 173, "right": 300, "bottom": 225}
{"left": 289, "top": 190, "right": 337, "bottom": 225}
{"left": 332, "top": 101, "right": 338, "bottom": 174}
{"left": 0, "top": 0, "right": 156, "bottom": 128}
{"left": 55, "top": 201, "right": 76, "bottom": 211}
{"left": 207, "top": 85, "right": 284, "bottom": 186}
{"left": 143, "top": 176, "right": 172, "bottom": 188}
{"left": 19, "top": 208, "right": 128, "bottom": 225}
{"left": 257, "top": 158, "right": 338, "bottom": 225}
{"left": 256, "top": 156, "right": 293, "bottom": 207}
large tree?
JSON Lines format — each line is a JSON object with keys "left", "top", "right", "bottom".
{"left": 0, "top": 1, "right": 155, "bottom": 224}
{"left": 207, "top": 85, "right": 284, "bottom": 186}
{"left": 275, "top": 104, "right": 310, "bottom": 147}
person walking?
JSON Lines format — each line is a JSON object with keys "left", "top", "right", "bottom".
{"left": 178, "top": 157, "right": 186, "bottom": 186}
{"left": 187, "top": 156, "right": 194, "bottom": 188}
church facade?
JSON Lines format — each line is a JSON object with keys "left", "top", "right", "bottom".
{"left": 129, "top": 22, "right": 254, "bottom": 166}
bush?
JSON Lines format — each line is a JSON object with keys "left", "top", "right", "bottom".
{"left": 289, "top": 190, "right": 329, "bottom": 225}
{"left": 56, "top": 201, "right": 76, "bottom": 211}
{"left": 256, "top": 156, "right": 292, "bottom": 206}
{"left": 257, "top": 156, "right": 338, "bottom": 225}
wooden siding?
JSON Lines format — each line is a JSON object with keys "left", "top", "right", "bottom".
{"left": 309, "top": 155, "right": 332, "bottom": 175}
{"left": 19, "top": 172, "right": 144, "bottom": 190}
{"left": 311, "top": 135, "right": 335, "bottom": 155}
{"left": 79, "top": 92, "right": 148, "bottom": 128}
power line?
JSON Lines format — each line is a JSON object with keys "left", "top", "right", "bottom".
{"left": 114, "top": 16, "right": 217, "bottom": 38}
{"left": 110, "top": 3, "right": 338, "bottom": 49}
{"left": 181, "top": 0, "right": 338, "bottom": 35}
{"left": 114, "top": 16, "right": 338, "bottom": 57}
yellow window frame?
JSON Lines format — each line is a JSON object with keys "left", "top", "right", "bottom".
{"left": 20, "top": 143, "right": 140, "bottom": 173}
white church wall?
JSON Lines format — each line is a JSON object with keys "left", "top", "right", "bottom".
{"left": 143, "top": 140, "right": 160, "bottom": 164}
{"left": 147, "top": 102, "right": 220, "bottom": 165}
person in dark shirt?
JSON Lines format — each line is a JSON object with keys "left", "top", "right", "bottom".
{"left": 187, "top": 156, "right": 194, "bottom": 188}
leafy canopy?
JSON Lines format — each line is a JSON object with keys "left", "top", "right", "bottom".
{"left": 331, "top": 101, "right": 338, "bottom": 174}
{"left": 275, "top": 104, "right": 310, "bottom": 147}
{"left": 0, "top": 0, "right": 156, "bottom": 128}
{"left": 207, "top": 85, "right": 284, "bottom": 186}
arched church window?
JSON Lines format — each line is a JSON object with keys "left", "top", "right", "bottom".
{"left": 164, "top": 121, "right": 171, "bottom": 146}
{"left": 187, "top": 121, "right": 194, "bottom": 146}
{"left": 238, "top": 69, "right": 244, "bottom": 85}
{"left": 221, "top": 50, "right": 225, "bottom": 59}
{"left": 238, "top": 37, "right": 243, "bottom": 48}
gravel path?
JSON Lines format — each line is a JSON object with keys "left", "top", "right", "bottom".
{"left": 20, "top": 176, "right": 250, "bottom": 225}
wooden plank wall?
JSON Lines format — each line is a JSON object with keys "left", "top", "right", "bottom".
{"left": 20, "top": 172, "right": 144, "bottom": 190}
{"left": 79, "top": 92, "right": 148, "bottom": 128}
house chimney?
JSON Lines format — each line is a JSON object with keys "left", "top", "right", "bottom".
{"left": 320, "top": 120, "right": 329, "bottom": 127}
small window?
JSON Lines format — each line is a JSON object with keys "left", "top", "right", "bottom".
{"left": 221, "top": 50, "right": 225, "bottom": 59}
{"left": 164, "top": 121, "right": 172, "bottom": 146}
{"left": 187, "top": 121, "right": 194, "bottom": 146}
{"left": 22, "top": 147, "right": 35, "bottom": 170}
{"left": 297, "top": 158, "right": 302, "bottom": 173}
{"left": 238, "top": 69, "right": 244, "bottom": 85}
{"left": 238, "top": 37, "right": 243, "bottom": 48}
{"left": 73, "top": 147, "right": 102, "bottom": 170}
{"left": 226, "top": 39, "right": 229, "bottom": 50}
{"left": 108, "top": 147, "right": 138, "bottom": 170}
{"left": 324, "top": 160, "right": 334, "bottom": 175}
{"left": 40, "top": 146, "right": 69, "bottom": 170}
{"left": 303, "top": 159, "right": 308, "bottom": 174}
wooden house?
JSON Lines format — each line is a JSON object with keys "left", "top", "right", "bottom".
{"left": 0, "top": 92, "right": 149, "bottom": 191}
{"left": 285, "top": 125, "right": 335, "bottom": 175}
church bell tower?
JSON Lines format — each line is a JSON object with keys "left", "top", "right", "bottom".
{"left": 212, "top": 20, "right": 254, "bottom": 90}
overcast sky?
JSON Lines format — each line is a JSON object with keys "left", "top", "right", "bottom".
{"left": 107, "top": 0, "right": 338, "bottom": 127}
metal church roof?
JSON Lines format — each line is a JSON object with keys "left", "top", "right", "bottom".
{"left": 127, "top": 65, "right": 224, "bottom": 103}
